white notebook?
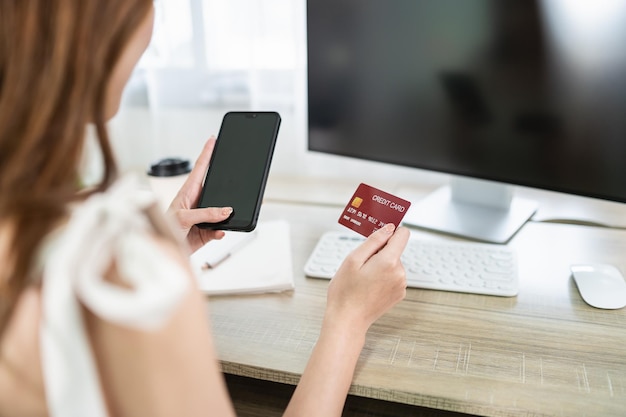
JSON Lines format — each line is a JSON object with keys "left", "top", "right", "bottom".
{"left": 190, "top": 220, "right": 295, "bottom": 295}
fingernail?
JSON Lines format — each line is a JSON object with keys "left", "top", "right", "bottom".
{"left": 383, "top": 223, "right": 395, "bottom": 233}
{"left": 222, "top": 207, "right": 233, "bottom": 215}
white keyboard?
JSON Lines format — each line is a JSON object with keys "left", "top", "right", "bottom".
{"left": 304, "top": 231, "right": 519, "bottom": 297}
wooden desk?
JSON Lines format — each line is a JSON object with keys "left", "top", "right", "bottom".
{"left": 206, "top": 178, "right": 626, "bottom": 417}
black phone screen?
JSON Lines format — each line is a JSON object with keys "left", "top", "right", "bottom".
{"left": 197, "top": 111, "right": 281, "bottom": 231}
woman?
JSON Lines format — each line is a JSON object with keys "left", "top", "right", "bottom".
{"left": 0, "top": 1, "right": 410, "bottom": 416}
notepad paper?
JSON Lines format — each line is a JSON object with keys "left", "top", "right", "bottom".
{"left": 190, "top": 220, "right": 295, "bottom": 295}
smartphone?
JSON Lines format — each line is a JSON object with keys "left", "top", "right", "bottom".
{"left": 196, "top": 111, "right": 281, "bottom": 231}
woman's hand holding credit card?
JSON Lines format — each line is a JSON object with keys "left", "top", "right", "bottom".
{"left": 338, "top": 183, "right": 411, "bottom": 237}
{"left": 302, "top": 183, "right": 410, "bottom": 414}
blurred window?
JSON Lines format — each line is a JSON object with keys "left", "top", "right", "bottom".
{"left": 125, "top": 0, "right": 304, "bottom": 108}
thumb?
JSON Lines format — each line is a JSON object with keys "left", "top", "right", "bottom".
{"left": 348, "top": 223, "right": 396, "bottom": 265}
{"left": 176, "top": 206, "right": 233, "bottom": 229}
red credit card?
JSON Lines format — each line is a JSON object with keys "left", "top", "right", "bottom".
{"left": 338, "top": 183, "right": 411, "bottom": 237}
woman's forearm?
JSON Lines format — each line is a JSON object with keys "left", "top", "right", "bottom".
{"left": 284, "top": 225, "right": 409, "bottom": 416}
{"left": 283, "top": 316, "right": 367, "bottom": 417}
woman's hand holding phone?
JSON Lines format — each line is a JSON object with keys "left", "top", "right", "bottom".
{"left": 166, "top": 137, "right": 233, "bottom": 252}
{"left": 168, "top": 110, "right": 280, "bottom": 249}
{"left": 195, "top": 112, "right": 281, "bottom": 231}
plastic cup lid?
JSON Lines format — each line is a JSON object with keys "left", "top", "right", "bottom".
{"left": 147, "top": 157, "right": 192, "bottom": 177}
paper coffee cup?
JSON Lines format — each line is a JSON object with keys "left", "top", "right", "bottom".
{"left": 147, "top": 158, "right": 191, "bottom": 210}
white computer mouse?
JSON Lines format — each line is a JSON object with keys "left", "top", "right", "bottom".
{"left": 570, "top": 263, "right": 626, "bottom": 309}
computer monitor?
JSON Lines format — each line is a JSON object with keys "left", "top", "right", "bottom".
{"left": 306, "top": 0, "right": 626, "bottom": 243}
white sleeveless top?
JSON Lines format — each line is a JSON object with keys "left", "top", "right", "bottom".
{"left": 39, "top": 175, "right": 190, "bottom": 417}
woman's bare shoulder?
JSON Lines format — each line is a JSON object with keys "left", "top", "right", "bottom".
{"left": 0, "top": 222, "right": 46, "bottom": 415}
{"left": 82, "top": 233, "right": 237, "bottom": 417}
{"left": 0, "top": 286, "right": 48, "bottom": 417}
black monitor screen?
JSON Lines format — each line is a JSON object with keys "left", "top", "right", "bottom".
{"left": 307, "top": 0, "right": 626, "bottom": 203}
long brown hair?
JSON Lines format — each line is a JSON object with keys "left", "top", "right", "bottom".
{"left": 0, "top": 0, "right": 154, "bottom": 342}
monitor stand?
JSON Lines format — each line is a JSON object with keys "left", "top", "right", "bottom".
{"left": 402, "top": 177, "right": 537, "bottom": 244}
